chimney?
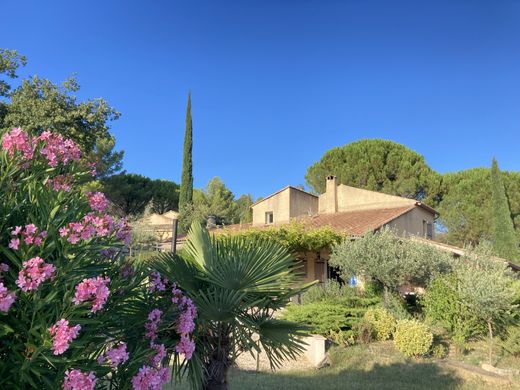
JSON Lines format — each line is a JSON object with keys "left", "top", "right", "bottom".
{"left": 325, "top": 175, "right": 338, "bottom": 213}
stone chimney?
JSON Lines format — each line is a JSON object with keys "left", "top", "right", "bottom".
{"left": 325, "top": 175, "right": 338, "bottom": 213}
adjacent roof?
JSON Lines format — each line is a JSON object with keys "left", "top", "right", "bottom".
{"left": 251, "top": 186, "right": 317, "bottom": 207}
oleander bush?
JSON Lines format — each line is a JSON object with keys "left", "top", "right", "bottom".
{"left": 363, "top": 307, "right": 397, "bottom": 341}
{"left": 0, "top": 128, "right": 199, "bottom": 389}
{"left": 393, "top": 319, "right": 433, "bottom": 357}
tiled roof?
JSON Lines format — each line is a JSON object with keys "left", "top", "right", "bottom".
{"left": 209, "top": 205, "right": 416, "bottom": 237}
{"left": 296, "top": 205, "right": 416, "bottom": 236}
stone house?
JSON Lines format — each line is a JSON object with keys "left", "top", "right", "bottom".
{"left": 249, "top": 176, "right": 437, "bottom": 283}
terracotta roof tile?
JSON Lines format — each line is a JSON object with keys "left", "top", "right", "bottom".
{"left": 295, "top": 205, "right": 416, "bottom": 236}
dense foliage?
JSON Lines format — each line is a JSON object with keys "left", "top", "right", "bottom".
{"left": 283, "top": 289, "right": 380, "bottom": 346}
{"left": 0, "top": 128, "right": 198, "bottom": 389}
{"left": 305, "top": 139, "right": 441, "bottom": 204}
{"left": 490, "top": 158, "right": 520, "bottom": 262}
{"left": 393, "top": 320, "right": 433, "bottom": 357}
{"left": 422, "top": 274, "right": 486, "bottom": 347}
{"left": 329, "top": 227, "right": 452, "bottom": 302}
{"left": 363, "top": 308, "right": 397, "bottom": 341}
{"left": 223, "top": 222, "right": 344, "bottom": 254}
{"left": 153, "top": 223, "right": 310, "bottom": 390}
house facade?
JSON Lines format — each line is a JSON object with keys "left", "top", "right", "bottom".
{"left": 250, "top": 176, "right": 437, "bottom": 283}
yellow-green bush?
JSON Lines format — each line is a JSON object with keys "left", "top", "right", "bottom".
{"left": 393, "top": 320, "right": 433, "bottom": 357}
{"left": 363, "top": 307, "right": 396, "bottom": 341}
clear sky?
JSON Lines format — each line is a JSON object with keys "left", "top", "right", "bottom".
{"left": 2, "top": 0, "right": 519, "bottom": 199}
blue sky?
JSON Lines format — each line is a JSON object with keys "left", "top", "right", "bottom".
{"left": 2, "top": 0, "right": 519, "bottom": 199}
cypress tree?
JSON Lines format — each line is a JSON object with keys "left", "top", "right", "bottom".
{"left": 179, "top": 93, "right": 193, "bottom": 211}
{"left": 490, "top": 158, "right": 519, "bottom": 261}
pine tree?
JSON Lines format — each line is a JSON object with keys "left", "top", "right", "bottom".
{"left": 179, "top": 93, "right": 193, "bottom": 211}
{"left": 490, "top": 158, "right": 519, "bottom": 261}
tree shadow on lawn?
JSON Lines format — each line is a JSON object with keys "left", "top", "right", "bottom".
{"left": 226, "top": 362, "right": 465, "bottom": 390}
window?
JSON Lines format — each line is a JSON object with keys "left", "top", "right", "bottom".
{"left": 265, "top": 211, "right": 274, "bottom": 224}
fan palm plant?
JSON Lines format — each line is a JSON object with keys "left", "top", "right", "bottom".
{"left": 153, "top": 223, "right": 314, "bottom": 390}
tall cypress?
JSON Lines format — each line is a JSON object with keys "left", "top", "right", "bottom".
{"left": 179, "top": 93, "right": 193, "bottom": 210}
{"left": 490, "top": 158, "right": 519, "bottom": 261}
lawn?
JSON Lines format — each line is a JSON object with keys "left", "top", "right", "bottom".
{"left": 169, "top": 342, "right": 520, "bottom": 390}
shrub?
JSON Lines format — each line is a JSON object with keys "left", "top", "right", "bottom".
{"left": 393, "top": 320, "right": 433, "bottom": 357}
{"left": 301, "top": 280, "right": 357, "bottom": 304}
{"left": 352, "top": 320, "right": 375, "bottom": 344}
{"left": 0, "top": 128, "right": 199, "bottom": 388}
{"left": 363, "top": 307, "right": 396, "bottom": 341}
{"left": 422, "top": 274, "right": 486, "bottom": 345}
{"left": 502, "top": 326, "right": 520, "bottom": 357}
{"left": 282, "top": 296, "right": 380, "bottom": 342}
{"left": 431, "top": 343, "right": 448, "bottom": 359}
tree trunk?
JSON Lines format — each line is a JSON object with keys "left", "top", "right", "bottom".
{"left": 203, "top": 341, "right": 231, "bottom": 390}
{"left": 487, "top": 320, "right": 493, "bottom": 364}
{"left": 383, "top": 285, "right": 389, "bottom": 307}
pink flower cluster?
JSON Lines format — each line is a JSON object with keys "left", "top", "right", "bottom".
{"left": 1, "top": 128, "right": 34, "bottom": 159}
{"left": 0, "top": 282, "right": 16, "bottom": 312}
{"left": 63, "top": 369, "right": 96, "bottom": 390}
{"left": 1, "top": 128, "right": 82, "bottom": 167}
{"left": 38, "top": 131, "right": 81, "bottom": 167}
{"left": 171, "top": 283, "right": 197, "bottom": 359}
{"left": 49, "top": 319, "right": 81, "bottom": 355}
{"left": 149, "top": 272, "right": 168, "bottom": 293}
{"left": 131, "top": 365, "right": 170, "bottom": 390}
{"left": 144, "top": 309, "right": 162, "bottom": 342}
{"left": 150, "top": 343, "right": 166, "bottom": 366}
{"left": 87, "top": 192, "right": 109, "bottom": 212}
{"left": 175, "top": 335, "right": 196, "bottom": 360}
{"left": 47, "top": 174, "right": 73, "bottom": 192}
{"left": 16, "top": 257, "right": 55, "bottom": 292}
{"left": 9, "top": 224, "right": 47, "bottom": 250}
{"left": 59, "top": 213, "right": 114, "bottom": 244}
{"left": 73, "top": 276, "right": 110, "bottom": 313}
{"left": 98, "top": 342, "right": 129, "bottom": 368}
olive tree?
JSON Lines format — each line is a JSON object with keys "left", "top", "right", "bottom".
{"left": 329, "top": 227, "right": 452, "bottom": 304}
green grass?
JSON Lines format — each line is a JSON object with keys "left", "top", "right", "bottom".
{"left": 168, "top": 342, "right": 519, "bottom": 390}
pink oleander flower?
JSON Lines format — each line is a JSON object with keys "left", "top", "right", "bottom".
{"left": 1, "top": 128, "right": 34, "bottom": 159}
{"left": 150, "top": 343, "right": 166, "bottom": 366}
{"left": 49, "top": 319, "right": 81, "bottom": 355}
{"left": 145, "top": 309, "right": 162, "bottom": 341}
{"left": 11, "top": 226, "right": 22, "bottom": 235}
{"left": 175, "top": 335, "right": 195, "bottom": 360}
{"left": 16, "top": 257, "right": 56, "bottom": 292}
{"left": 98, "top": 342, "right": 129, "bottom": 368}
{"left": 0, "top": 263, "right": 9, "bottom": 273}
{"left": 149, "top": 272, "right": 167, "bottom": 293}
{"left": 0, "top": 282, "right": 16, "bottom": 312}
{"left": 131, "top": 365, "right": 170, "bottom": 390}
{"left": 10, "top": 224, "right": 47, "bottom": 250}
{"left": 61, "top": 213, "right": 117, "bottom": 244}
{"left": 8, "top": 238, "right": 19, "bottom": 250}
{"left": 63, "top": 369, "right": 96, "bottom": 390}
{"left": 73, "top": 276, "right": 110, "bottom": 313}
{"left": 38, "top": 131, "right": 81, "bottom": 167}
{"left": 171, "top": 284, "right": 197, "bottom": 335}
{"left": 87, "top": 192, "right": 109, "bottom": 212}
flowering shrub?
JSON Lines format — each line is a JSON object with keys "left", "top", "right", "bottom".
{"left": 0, "top": 128, "right": 199, "bottom": 389}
